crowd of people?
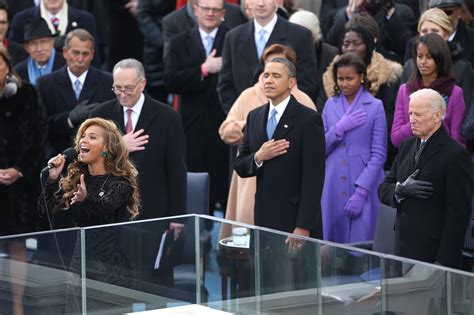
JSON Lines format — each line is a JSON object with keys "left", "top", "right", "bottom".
{"left": 1, "top": 0, "right": 474, "bottom": 311}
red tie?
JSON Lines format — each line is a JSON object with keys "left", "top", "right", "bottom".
{"left": 51, "top": 17, "right": 59, "bottom": 31}
{"left": 125, "top": 109, "right": 133, "bottom": 134}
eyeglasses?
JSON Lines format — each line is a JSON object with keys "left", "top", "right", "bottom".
{"left": 111, "top": 79, "right": 143, "bottom": 95}
{"left": 197, "top": 5, "right": 224, "bottom": 13}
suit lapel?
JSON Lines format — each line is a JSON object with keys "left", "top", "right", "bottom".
{"left": 56, "top": 67, "right": 77, "bottom": 107}
{"left": 79, "top": 68, "right": 98, "bottom": 103}
{"left": 135, "top": 95, "right": 158, "bottom": 132}
{"left": 238, "top": 22, "right": 258, "bottom": 68}
{"left": 267, "top": 17, "right": 288, "bottom": 47}
{"left": 257, "top": 103, "right": 270, "bottom": 144}
{"left": 414, "top": 127, "right": 447, "bottom": 169}
{"left": 192, "top": 28, "right": 207, "bottom": 60}
{"left": 272, "top": 96, "right": 297, "bottom": 140}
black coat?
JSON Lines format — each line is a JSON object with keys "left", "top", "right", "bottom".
{"left": 14, "top": 52, "right": 66, "bottom": 83}
{"left": 7, "top": 40, "right": 28, "bottom": 67}
{"left": 218, "top": 16, "right": 317, "bottom": 113}
{"left": 8, "top": 5, "right": 101, "bottom": 65}
{"left": 92, "top": 95, "right": 187, "bottom": 220}
{"left": 0, "top": 83, "right": 46, "bottom": 235}
{"left": 234, "top": 96, "right": 325, "bottom": 238}
{"left": 37, "top": 66, "right": 114, "bottom": 159}
{"left": 378, "top": 126, "right": 473, "bottom": 268}
{"left": 164, "top": 26, "right": 229, "bottom": 206}
{"left": 162, "top": 2, "right": 247, "bottom": 61}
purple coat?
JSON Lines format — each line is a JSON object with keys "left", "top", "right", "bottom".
{"left": 322, "top": 90, "right": 387, "bottom": 243}
{"left": 391, "top": 83, "right": 466, "bottom": 148}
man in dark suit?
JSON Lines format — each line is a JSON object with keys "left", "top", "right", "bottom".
{"left": 217, "top": 0, "right": 317, "bottom": 113}
{"left": 234, "top": 57, "right": 324, "bottom": 294}
{"left": 14, "top": 17, "right": 65, "bottom": 84}
{"left": 93, "top": 58, "right": 187, "bottom": 221}
{"left": 162, "top": 0, "right": 247, "bottom": 60}
{"left": 379, "top": 88, "right": 473, "bottom": 269}
{"left": 37, "top": 29, "right": 114, "bottom": 160}
{"left": 235, "top": 57, "right": 325, "bottom": 238}
{"left": 9, "top": 0, "right": 101, "bottom": 65}
{"left": 164, "top": 0, "right": 229, "bottom": 213}
{"left": 92, "top": 58, "right": 187, "bottom": 294}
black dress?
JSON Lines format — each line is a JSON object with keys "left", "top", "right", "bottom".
{"left": 0, "top": 83, "right": 46, "bottom": 236}
{"left": 38, "top": 174, "right": 135, "bottom": 311}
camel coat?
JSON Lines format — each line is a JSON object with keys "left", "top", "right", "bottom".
{"left": 218, "top": 74, "right": 315, "bottom": 238}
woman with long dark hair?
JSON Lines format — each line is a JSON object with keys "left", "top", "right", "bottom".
{"left": 392, "top": 33, "right": 466, "bottom": 148}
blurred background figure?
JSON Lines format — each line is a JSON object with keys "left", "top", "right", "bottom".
{"left": 0, "top": 2, "right": 27, "bottom": 66}
{"left": 165, "top": 0, "right": 230, "bottom": 214}
{"left": 9, "top": 0, "right": 101, "bottom": 66}
{"left": 322, "top": 52, "right": 387, "bottom": 243}
{"left": 392, "top": 33, "right": 466, "bottom": 148}
{"left": 429, "top": 0, "right": 474, "bottom": 66}
{"left": 289, "top": 10, "right": 338, "bottom": 112}
{"left": 0, "top": 46, "right": 46, "bottom": 315}
{"left": 325, "top": 0, "right": 416, "bottom": 62}
{"left": 137, "top": 0, "right": 175, "bottom": 104}
{"left": 14, "top": 17, "right": 65, "bottom": 84}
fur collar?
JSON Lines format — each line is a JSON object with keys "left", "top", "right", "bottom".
{"left": 323, "top": 52, "right": 402, "bottom": 98}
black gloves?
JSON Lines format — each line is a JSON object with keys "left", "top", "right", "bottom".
{"left": 396, "top": 170, "right": 434, "bottom": 199}
{"left": 68, "top": 100, "right": 99, "bottom": 127}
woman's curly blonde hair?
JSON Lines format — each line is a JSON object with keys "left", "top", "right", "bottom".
{"left": 60, "top": 117, "right": 140, "bottom": 219}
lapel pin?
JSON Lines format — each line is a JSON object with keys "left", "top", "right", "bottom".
{"left": 72, "top": 21, "right": 78, "bottom": 27}
{"left": 284, "top": 124, "right": 288, "bottom": 128}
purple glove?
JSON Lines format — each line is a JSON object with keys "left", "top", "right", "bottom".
{"left": 344, "top": 187, "right": 369, "bottom": 219}
{"left": 334, "top": 110, "right": 368, "bottom": 137}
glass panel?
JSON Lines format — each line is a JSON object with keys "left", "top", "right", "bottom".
{"left": 319, "top": 244, "right": 381, "bottom": 314}
{"left": 83, "top": 216, "right": 198, "bottom": 314}
{"left": 382, "top": 257, "right": 448, "bottom": 315}
{"left": 0, "top": 228, "right": 81, "bottom": 314}
{"left": 447, "top": 268, "right": 474, "bottom": 315}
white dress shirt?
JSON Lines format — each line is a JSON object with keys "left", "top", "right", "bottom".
{"left": 123, "top": 93, "right": 145, "bottom": 132}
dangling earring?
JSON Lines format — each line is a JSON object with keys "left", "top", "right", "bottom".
{"left": 361, "top": 80, "right": 365, "bottom": 84}
{"left": 101, "top": 150, "right": 108, "bottom": 158}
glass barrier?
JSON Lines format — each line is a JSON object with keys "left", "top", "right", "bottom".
{"left": 0, "top": 228, "right": 81, "bottom": 314}
{"left": 1, "top": 214, "right": 473, "bottom": 315}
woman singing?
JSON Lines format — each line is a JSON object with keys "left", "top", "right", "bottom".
{"left": 38, "top": 118, "right": 140, "bottom": 311}
{"left": 39, "top": 117, "right": 140, "bottom": 225}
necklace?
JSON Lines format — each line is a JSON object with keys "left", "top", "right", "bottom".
{"left": 98, "top": 174, "right": 111, "bottom": 197}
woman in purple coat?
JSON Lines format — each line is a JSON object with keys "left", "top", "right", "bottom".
{"left": 322, "top": 53, "right": 387, "bottom": 243}
{"left": 391, "top": 33, "right": 466, "bottom": 148}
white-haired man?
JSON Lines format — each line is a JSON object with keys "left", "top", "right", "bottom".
{"left": 379, "top": 88, "right": 473, "bottom": 268}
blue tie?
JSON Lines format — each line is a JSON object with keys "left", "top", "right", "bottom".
{"left": 266, "top": 108, "right": 278, "bottom": 140}
{"left": 256, "top": 29, "right": 266, "bottom": 59}
{"left": 74, "top": 79, "right": 82, "bottom": 100}
{"left": 205, "top": 34, "right": 213, "bottom": 56}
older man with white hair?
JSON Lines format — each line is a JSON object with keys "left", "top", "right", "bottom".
{"left": 379, "top": 88, "right": 473, "bottom": 269}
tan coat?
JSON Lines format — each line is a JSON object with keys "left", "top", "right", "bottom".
{"left": 218, "top": 74, "right": 316, "bottom": 238}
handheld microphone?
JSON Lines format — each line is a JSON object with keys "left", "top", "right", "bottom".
{"left": 41, "top": 147, "right": 78, "bottom": 174}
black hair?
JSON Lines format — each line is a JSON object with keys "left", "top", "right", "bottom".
{"left": 332, "top": 52, "right": 371, "bottom": 94}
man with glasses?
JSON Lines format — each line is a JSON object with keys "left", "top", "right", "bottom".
{"left": 37, "top": 29, "right": 114, "bottom": 160}
{"left": 15, "top": 18, "right": 65, "bottom": 84}
{"left": 93, "top": 58, "right": 187, "bottom": 222}
{"left": 164, "top": 0, "right": 229, "bottom": 214}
